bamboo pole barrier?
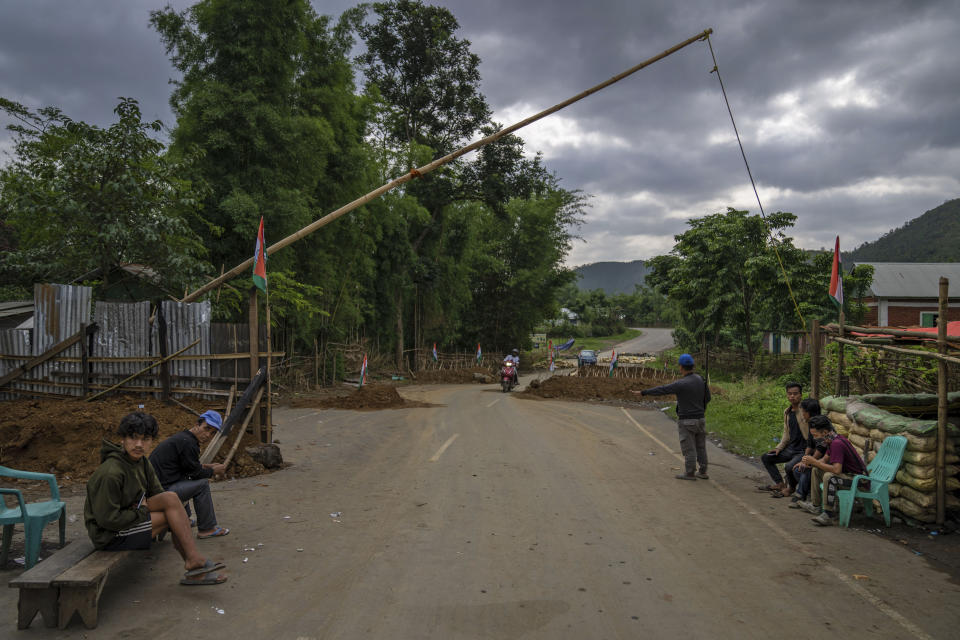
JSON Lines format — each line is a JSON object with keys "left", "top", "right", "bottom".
{"left": 179, "top": 28, "right": 714, "bottom": 304}
{"left": 832, "top": 336, "right": 960, "bottom": 365}
{"left": 810, "top": 318, "right": 821, "bottom": 399}
{"left": 85, "top": 338, "right": 201, "bottom": 401}
{"left": 936, "top": 277, "right": 948, "bottom": 525}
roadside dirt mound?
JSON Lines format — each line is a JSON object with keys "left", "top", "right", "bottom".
{"left": 518, "top": 372, "right": 668, "bottom": 402}
{"left": 287, "top": 383, "right": 432, "bottom": 411}
{"left": 0, "top": 395, "right": 271, "bottom": 487}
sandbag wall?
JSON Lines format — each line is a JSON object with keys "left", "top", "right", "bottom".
{"left": 821, "top": 393, "right": 960, "bottom": 524}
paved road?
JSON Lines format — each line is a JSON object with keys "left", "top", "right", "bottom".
{"left": 597, "top": 327, "right": 674, "bottom": 360}
{"left": 4, "top": 383, "right": 958, "bottom": 638}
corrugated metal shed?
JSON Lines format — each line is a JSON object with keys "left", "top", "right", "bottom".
{"left": 32, "top": 283, "right": 92, "bottom": 396}
{"left": 855, "top": 262, "right": 960, "bottom": 299}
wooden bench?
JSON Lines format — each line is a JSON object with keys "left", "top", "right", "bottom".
{"left": 8, "top": 539, "right": 129, "bottom": 629}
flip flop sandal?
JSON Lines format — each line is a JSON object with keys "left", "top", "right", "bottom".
{"left": 770, "top": 491, "right": 785, "bottom": 498}
{"left": 181, "top": 572, "right": 227, "bottom": 586}
{"left": 184, "top": 560, "right": 226, "bottom": 577}
{"left": 198, "top": 526, "right": 230, "bottom": 539}
{"left": 756, "top": 485, "right": 777, "bottom": 492}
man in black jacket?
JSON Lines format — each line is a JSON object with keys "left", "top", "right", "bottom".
{"left": 85, "top": 412, "right": 226, "bottom": 585}
{"left": 149, "top": 410, "right": 230, "bottom": 539}
{"left": 633, "top": 353, "right": 711, "bottom": 480}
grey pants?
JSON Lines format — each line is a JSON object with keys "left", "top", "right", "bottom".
{"left": 166, "top": 478, "right": 218, "bottom": 531}
{"left": 677, "top": 417, "right": 707, "bottom": 475}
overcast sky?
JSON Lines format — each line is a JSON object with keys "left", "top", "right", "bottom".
{"left": 1, "top": 0, "right": 958, "bottom": 267}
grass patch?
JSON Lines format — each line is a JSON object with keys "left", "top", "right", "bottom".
{"left": 662, "top": 376, "right": 785, "bottom": 458}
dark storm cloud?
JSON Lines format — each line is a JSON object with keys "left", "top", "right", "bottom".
{"left": 1, "top": 0, "right": 957, "bottom": 265}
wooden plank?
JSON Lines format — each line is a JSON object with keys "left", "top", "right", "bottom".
{"left": 0, "top": 324, "right": 97, "bottom": 388}
{"left": 53, "top": 550, "right": 130, "bottom": 588}
{"left": 9, "top": 539, "right": 95, "bottom": 589}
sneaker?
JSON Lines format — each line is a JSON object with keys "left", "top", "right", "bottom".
{"left": 788, "top": 500, "right": 804, "bottom": 509}
{"left": 695, "top": 471, "right": 710, "bottom": 479}
{"left": 799, "top": 501, "right": 822, "bottom": 515}
{"left": 675, "top": 473, "right": 697, "bottom": 481}
{"left": 811, "top": 511, "right": 834, "bottom": 526}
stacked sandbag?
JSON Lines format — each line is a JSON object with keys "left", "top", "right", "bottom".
{"left": 820, "top": 395, "right": 960, "bottom": 523}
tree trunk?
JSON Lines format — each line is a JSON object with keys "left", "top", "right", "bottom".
{"left": 395, "top": 289, "right": 404, "bottom": 371}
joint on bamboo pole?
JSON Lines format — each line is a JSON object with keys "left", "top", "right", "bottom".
{"left": 409, "top": 168, "right": 422, "bottom": 179}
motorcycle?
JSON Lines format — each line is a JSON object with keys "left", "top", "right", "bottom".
{"left": 499, "top": 360, "right": 517, "bottom": 392}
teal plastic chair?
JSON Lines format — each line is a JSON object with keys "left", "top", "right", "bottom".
{"left": 837, "top": 435, "right": 907, "bottom": 527}
{"left": 0, "top": 466, "right": 67, "bottom": 570}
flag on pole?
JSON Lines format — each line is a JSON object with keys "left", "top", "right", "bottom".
{"left": 608, "top": 350, "right": 618, "bottom": 377}
{"left": 476, "top": 344, "right": 482, "bottom": 364}
{"left": 548, "top": 340, "right": 555, "bottom": 372}
{"left": 829, "top": 235, "right": 843, "bottom": 309}
{"left": 252, "top": 216, "right": 267, "bottom": 292}
{"left": 358, "top": 353, "right": 368, "bottom": 388}
{"left": 432, "top": 343, "right": 438, "bottom": 362}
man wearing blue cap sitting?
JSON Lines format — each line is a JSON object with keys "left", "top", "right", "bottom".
{"left": 633, "top": 353, "right": 711, "bottom": 481}
{"left": 149, "top": 410, "right": 230, "bottom": 539}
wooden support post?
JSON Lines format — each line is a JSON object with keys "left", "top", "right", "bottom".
{"left": 157, "top": 306, "right": 171, "bottom": 403}
{"left": 936, "top": 277, "right": 949, "bottom": 525}
{"left": 810, "top": 318, "right": 821, "bottom": 399}
{"left": 314, "top": 338, "right": 319, "bottom": 388}
{"left": 264, "top": 291, "right": 272, "bottom": 444}
{"left": 248, "top": 287, "right": 260, "bottom": 434}
{"left": 79, "top": 323, "right": 89, "bottom": 397}
{"left": 836, "top": 310, "right": 845, "bottom": 396}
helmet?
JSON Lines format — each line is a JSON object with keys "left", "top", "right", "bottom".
{"left": 512, "top": 349, "right": 519, "bottom": 355}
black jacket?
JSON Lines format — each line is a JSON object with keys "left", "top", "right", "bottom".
{"left": 149, "top": 430, "right": 213, "bottom": 489}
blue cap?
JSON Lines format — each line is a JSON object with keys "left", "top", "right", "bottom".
{"left": 199, "top": 410, "right": 223, "bottom": 431}
{"left": 678, "top": 353, "right": 695, "bottom": 367}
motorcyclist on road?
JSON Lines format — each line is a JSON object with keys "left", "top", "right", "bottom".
{"left": 504, "top": 349, "right": 520, "bottom": 385}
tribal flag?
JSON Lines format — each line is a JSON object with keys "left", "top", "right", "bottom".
{"left": 358, "top": 353, "right": 368, "bottom": 388}
{"left": 252, "top": 216, "right": 267, "bottom": 292}
{"left": 432, "top": 343, "right": 439, "bottom": 362}
{"left": 548, "top": 340, "right": 555, "bottom": 372}
{"left": 608, "top": 350, "right": 618, "bottom": 377}
{"left": 829, "top": 235, "right": 843, "bottom": 310}
{"left": 476, "top": 344, "right": 482, "bottom": 364}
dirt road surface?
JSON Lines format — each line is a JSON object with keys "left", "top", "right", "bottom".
{"left": 598, "top": 327, "right": 675, "bottom": 359}
{"left": 4, "top": 381, "right": 959, "bottom": 638}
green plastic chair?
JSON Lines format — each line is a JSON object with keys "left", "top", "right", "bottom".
{"left": 1, "top": 466, "right": 67, "bottom": 570}
{"left": 837, "top": 435, "right": 907, "bottom": 527}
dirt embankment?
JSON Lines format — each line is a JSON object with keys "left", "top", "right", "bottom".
{"left": 0, "top": 395, "right": 271, "bottom": 487}
{"left": 287, "top": 383, "right": 434, "bottom": 410}
{"left": 518, "top": 372, "right": 669, "bottom": 403}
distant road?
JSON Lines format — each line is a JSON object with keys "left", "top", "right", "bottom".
{"left": 597, "top": 327, "right": 674, "bottom": 359}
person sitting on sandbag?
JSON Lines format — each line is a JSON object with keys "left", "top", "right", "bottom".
{"left": 84, "top": 412, "right": 227, "bottom": 585}
{"left": 149, "top": 410, "right": 230, "bottom": 539}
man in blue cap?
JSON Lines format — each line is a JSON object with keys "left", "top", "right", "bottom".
{"left": 633, "top": 353, "right": 711, "bottom": 480}
{"left": 149, "top": 410, "right": 230, "bottom": 538}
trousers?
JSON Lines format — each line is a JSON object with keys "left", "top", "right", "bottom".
{"left": 677, "top": 417, "right": 707, "bottom": 475}
{"left": 165, "top": 477, "right": 218, "bottom": 531}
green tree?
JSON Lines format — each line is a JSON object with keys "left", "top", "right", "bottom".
{"left": 647, "top": 209, "right": 805, "bottom": 362}
{"left": 151, "top": 0, "right": 377, "bottom": 350}
{"left": 0, "top": 97, "right": 208, "bottom": 294}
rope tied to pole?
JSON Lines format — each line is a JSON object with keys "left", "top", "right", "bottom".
{"left": 705, "top": 34, "right": 806, "bottom": 329}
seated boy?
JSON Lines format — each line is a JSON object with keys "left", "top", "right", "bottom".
{"left": 787, "top": 398, "right": 827, "bottom": 507}
{"left": 83, "top": 412, "right": 227, "bottom": 585}
{"left": 797, "top": 414, "right": 867, "bottom": 526}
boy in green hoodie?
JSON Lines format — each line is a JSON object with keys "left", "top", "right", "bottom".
{"left": 84, "top": 412, "right": 227, "bottom": 585}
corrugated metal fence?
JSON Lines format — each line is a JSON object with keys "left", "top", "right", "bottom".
{"left": 0, "top": 284, "right": 263, "bottom": 401}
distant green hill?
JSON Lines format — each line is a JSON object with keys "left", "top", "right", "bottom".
{"left": 847, "top": 199, "right": 960, "bottom": 262}
{"left": 573, "top": 260, "right": 651, "bottom": 294}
